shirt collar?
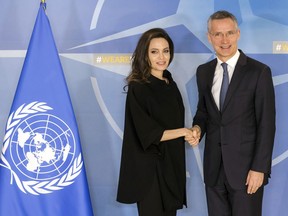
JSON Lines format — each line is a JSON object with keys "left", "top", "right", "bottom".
{"left": 217, "top": 50, "right": 240, "bottom": 68}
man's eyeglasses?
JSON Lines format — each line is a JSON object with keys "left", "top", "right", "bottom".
{"left": 209, "top": 29, "right": 239, "bottom": 39}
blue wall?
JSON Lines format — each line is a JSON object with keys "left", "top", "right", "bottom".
{"left": 0, "top": 0, "right": 287, "bottom": 215}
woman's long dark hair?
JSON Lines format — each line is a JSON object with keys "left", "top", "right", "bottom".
{"left": 126, "top": 28, "right": 174, "bottom": 84}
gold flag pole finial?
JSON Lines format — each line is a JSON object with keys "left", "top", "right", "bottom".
{"left": 41, "top": 0, "right": 46, "bottom": 11}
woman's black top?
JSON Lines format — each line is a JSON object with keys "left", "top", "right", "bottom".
{"left": 117, "top": 70, "right": 187, "bottom": 211}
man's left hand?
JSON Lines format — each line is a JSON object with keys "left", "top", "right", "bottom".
{"left": 246, "top": 170, "right": 264, "bottom": 194}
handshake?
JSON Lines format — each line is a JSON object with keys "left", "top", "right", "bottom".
{"left": 184, "top": 125, "right": 201, "bottom": 147}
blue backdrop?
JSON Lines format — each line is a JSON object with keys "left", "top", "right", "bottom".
{"left": 0, "top": 1, "right": 287, "bottom": 215}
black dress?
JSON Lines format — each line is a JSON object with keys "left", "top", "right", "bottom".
{"left": 117, "top": 70, "right": 187, "bottom": 211}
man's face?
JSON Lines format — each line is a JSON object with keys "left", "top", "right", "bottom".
{"left": 207, "top": 18, "right": 240, "bottom": 62}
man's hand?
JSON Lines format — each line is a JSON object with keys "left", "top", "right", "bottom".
{"left": 186, "top": 125, "right": 201, "bottom": 147}
{"left": 246, "top": 170, "right": 264, "bottom": 194}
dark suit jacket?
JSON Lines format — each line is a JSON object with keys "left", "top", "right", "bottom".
{"left": 193, "top": 50, "right": 276, "bottom": 189}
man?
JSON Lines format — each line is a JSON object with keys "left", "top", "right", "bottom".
{"left": 189, "top": 10, "right": 276, "bottom": 216}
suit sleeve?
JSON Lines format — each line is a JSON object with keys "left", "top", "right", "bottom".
{"left": 193, "top": 67, "right": 208, "bottom": 140}
{"left": 251, "top": 66, "right": 276, "bottom": 174}
{"left": 126, "top": 83, "right": 165, "bottom": 151}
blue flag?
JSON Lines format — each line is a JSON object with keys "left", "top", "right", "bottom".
{"left": 0, "top": 2, "right": 94, "bottom": 216}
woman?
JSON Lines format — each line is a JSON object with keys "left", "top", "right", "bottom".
{"left": 117, "top": 28, "right": 193, "bottom": 216}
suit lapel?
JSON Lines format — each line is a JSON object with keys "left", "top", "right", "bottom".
{"left": 222, "top": 51, "right": 248, "bottom": 112}
{"left": 206, "top": 60, "right": 221, "bottom": 115}
{"left": 207, "top": 60, "right": 217, "bottom": 90}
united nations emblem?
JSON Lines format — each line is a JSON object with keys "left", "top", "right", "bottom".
{"left": 1, "top": 102, "right": 83, "bottom": 195}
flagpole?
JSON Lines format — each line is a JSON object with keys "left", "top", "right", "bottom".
{"left": 41, "top": 0, "right": 46, "bottom": 12}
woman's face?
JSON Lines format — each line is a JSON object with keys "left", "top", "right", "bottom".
{"left": 148, "top": 37, "right": 170, "bottom": 76}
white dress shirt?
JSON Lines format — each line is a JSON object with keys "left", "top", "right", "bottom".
{"left": 211, "top": 50, "right": 240, "bottom": 110}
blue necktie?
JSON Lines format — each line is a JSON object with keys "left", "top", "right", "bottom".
{"left": 220, "top": 63, "right": 229, "bottom": 112}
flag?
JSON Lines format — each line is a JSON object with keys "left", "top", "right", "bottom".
{"left": 0, "top": 2, "right": 94, "bottom": 216}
